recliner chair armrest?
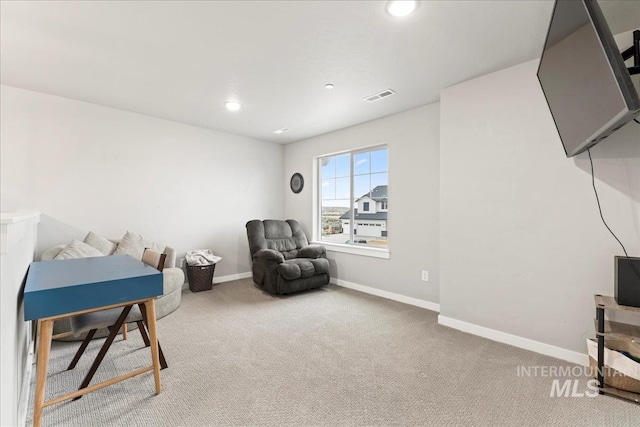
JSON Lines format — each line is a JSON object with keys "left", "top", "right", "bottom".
{"left": 253, "top": 249, "right": 285, "bottom": 264}
{"left": 299, "top": 245, "right": 326, "bottom": 259}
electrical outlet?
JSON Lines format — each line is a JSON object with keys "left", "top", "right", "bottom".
{"left": 421, "top": 271, "right": 429, "bottom": 282}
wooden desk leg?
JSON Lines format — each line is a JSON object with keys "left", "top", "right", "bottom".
{"left": 138, "top": 303, "right": 168, "bottom": 369}
{"left": 144, "top": 298, "right": 162, "bottom": 394}
{"left": 34, "top": 319, "right": 53, "bottom": 427}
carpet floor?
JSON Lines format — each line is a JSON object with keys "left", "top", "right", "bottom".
{"left": 27, "top": 279, "right": 639, "bottom": 426}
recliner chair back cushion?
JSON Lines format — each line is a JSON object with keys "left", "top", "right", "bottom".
{"left": 246, "top": 219, "right": 309, "bottom": 259}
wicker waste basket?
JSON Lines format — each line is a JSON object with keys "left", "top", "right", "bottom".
{"left": 186, "top": 263, "right": 216, "bottom": 292}
{"left": 586, "top": 338, "right": 640, "bottom": 393}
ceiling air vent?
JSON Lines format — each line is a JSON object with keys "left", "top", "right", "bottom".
{"left": 364, "top": 89, "right": 396, "bottom": 103}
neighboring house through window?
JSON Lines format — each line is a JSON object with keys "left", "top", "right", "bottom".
{"left": 317, "top": 145, "right": 388, "bottom": 249}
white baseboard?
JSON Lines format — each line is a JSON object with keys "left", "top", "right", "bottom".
{"left": 438, "top": 315, "right": 589, "bottom": 366}
{"left": 18, "top": 339, "right": 35, "bottom": 427}
{"left": 182, "top": 271, "right": 253, "bottom": 289}
{"left": 331, "top": 278, "right": 440, "bottom": 313}
{"left": 213, "top": 271, "right": 253, "bottom": 284}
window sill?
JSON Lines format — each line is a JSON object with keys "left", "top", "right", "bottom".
{"left": 312, "top": 241, "right": 390, "bottom": 259}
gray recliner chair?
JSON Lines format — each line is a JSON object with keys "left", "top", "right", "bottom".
{"left": 246, "top": 219, "right": 330, "bottom": 295}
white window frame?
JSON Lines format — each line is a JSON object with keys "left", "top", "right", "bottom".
{"left": 312, "top": 144, "right": 390, "bottom": 259}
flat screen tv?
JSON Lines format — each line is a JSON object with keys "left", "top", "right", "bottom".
{"left": 537, "top": 0, "right": 640, "bottom": 158}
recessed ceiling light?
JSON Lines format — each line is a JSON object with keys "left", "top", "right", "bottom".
{"left": 224, "top": 101, "right": 242, "bottom": 112}
{"left": 325, "top": 84, "right": 335, "bottom": 89}
{"left": 273, "top": 127, "right": 291, "bottom": 134}
{"left": 386, "top": 0, "right": 417, "bottom": 17}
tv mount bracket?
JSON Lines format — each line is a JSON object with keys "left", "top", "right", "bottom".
{"left": 621, "top": 30, "right": 640, "bottom": 76}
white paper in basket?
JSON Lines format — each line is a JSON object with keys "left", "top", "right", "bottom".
{"left": 587, "top": 338, "right": 640, "bottom": 381}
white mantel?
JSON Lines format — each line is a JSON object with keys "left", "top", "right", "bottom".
{"left": 0, "top": 210, "right": 40, "bottom": 427}
{"left": 1, "top": 211, "right": 41, "bottom": 254}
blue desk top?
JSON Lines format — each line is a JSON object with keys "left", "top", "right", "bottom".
{"left": 24, "top": 255, "right": 163, "bottom": 321}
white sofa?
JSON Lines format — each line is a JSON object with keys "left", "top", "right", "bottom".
{"left": 41, "top": 239, "right": 184, "bottom": 340}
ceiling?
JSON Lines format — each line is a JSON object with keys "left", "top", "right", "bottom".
{"left": 0, "top": 1, "right": 636, "bottom": 144}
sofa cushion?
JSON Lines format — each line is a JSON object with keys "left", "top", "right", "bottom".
{"left": 83, "top": 231, "right": 117, "bottom": 255}
{"left": 277, "top": 258, "right": 329, "bottom": 280}
{"left": 54, "top": 240, "right": 105, "bottom": 260}
{"left": 113, "top": 231, "right": 165, "bottom": 261}
{"left": 162, "top": 267, "right": 185, "bottom": 295}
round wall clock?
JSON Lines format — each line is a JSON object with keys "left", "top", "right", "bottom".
{"left": 290, "top": 173, "right": 304, "bottom": 194}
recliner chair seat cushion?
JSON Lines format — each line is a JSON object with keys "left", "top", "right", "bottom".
{"left": 277, "top": 258, "right": 329, "bottom": 280}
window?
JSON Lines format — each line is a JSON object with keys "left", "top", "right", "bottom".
{"left": 317, "top": 146, "right": 388, "bottom": 250}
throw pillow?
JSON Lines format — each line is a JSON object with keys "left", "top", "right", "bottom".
{"left": 53, "top": 240, "right": 105, "bottom": 260}
{"left": 113, "top": 231, "right": 165, "bottom": 261}
{"left": 83, "top": 231, "right": 116, "bottom": 255}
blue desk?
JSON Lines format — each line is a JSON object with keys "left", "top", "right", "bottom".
{"left": 25, "top": 255, "right": 164, "bottom": 427}
{"left": 25, "top": 255, "right": 162, "bottom": 319}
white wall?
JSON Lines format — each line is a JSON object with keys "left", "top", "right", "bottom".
{"left": 284, "top": 104, "right": 440, "bottom": 305}
{"left": 0, "top": 85, "right": 284, "bottom": 277}
{"left": 439, "top": 59, "right": 640, "bottom": 358}
{"left": 0, "top": 213, "right": 39, "bottom": 427}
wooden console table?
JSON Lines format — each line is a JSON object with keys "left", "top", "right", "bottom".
{"left": 594, "top": 294, "right": 640, "bottom": 404}
{"left": 25, "top": 255, "right": 165, "bottom": 427}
